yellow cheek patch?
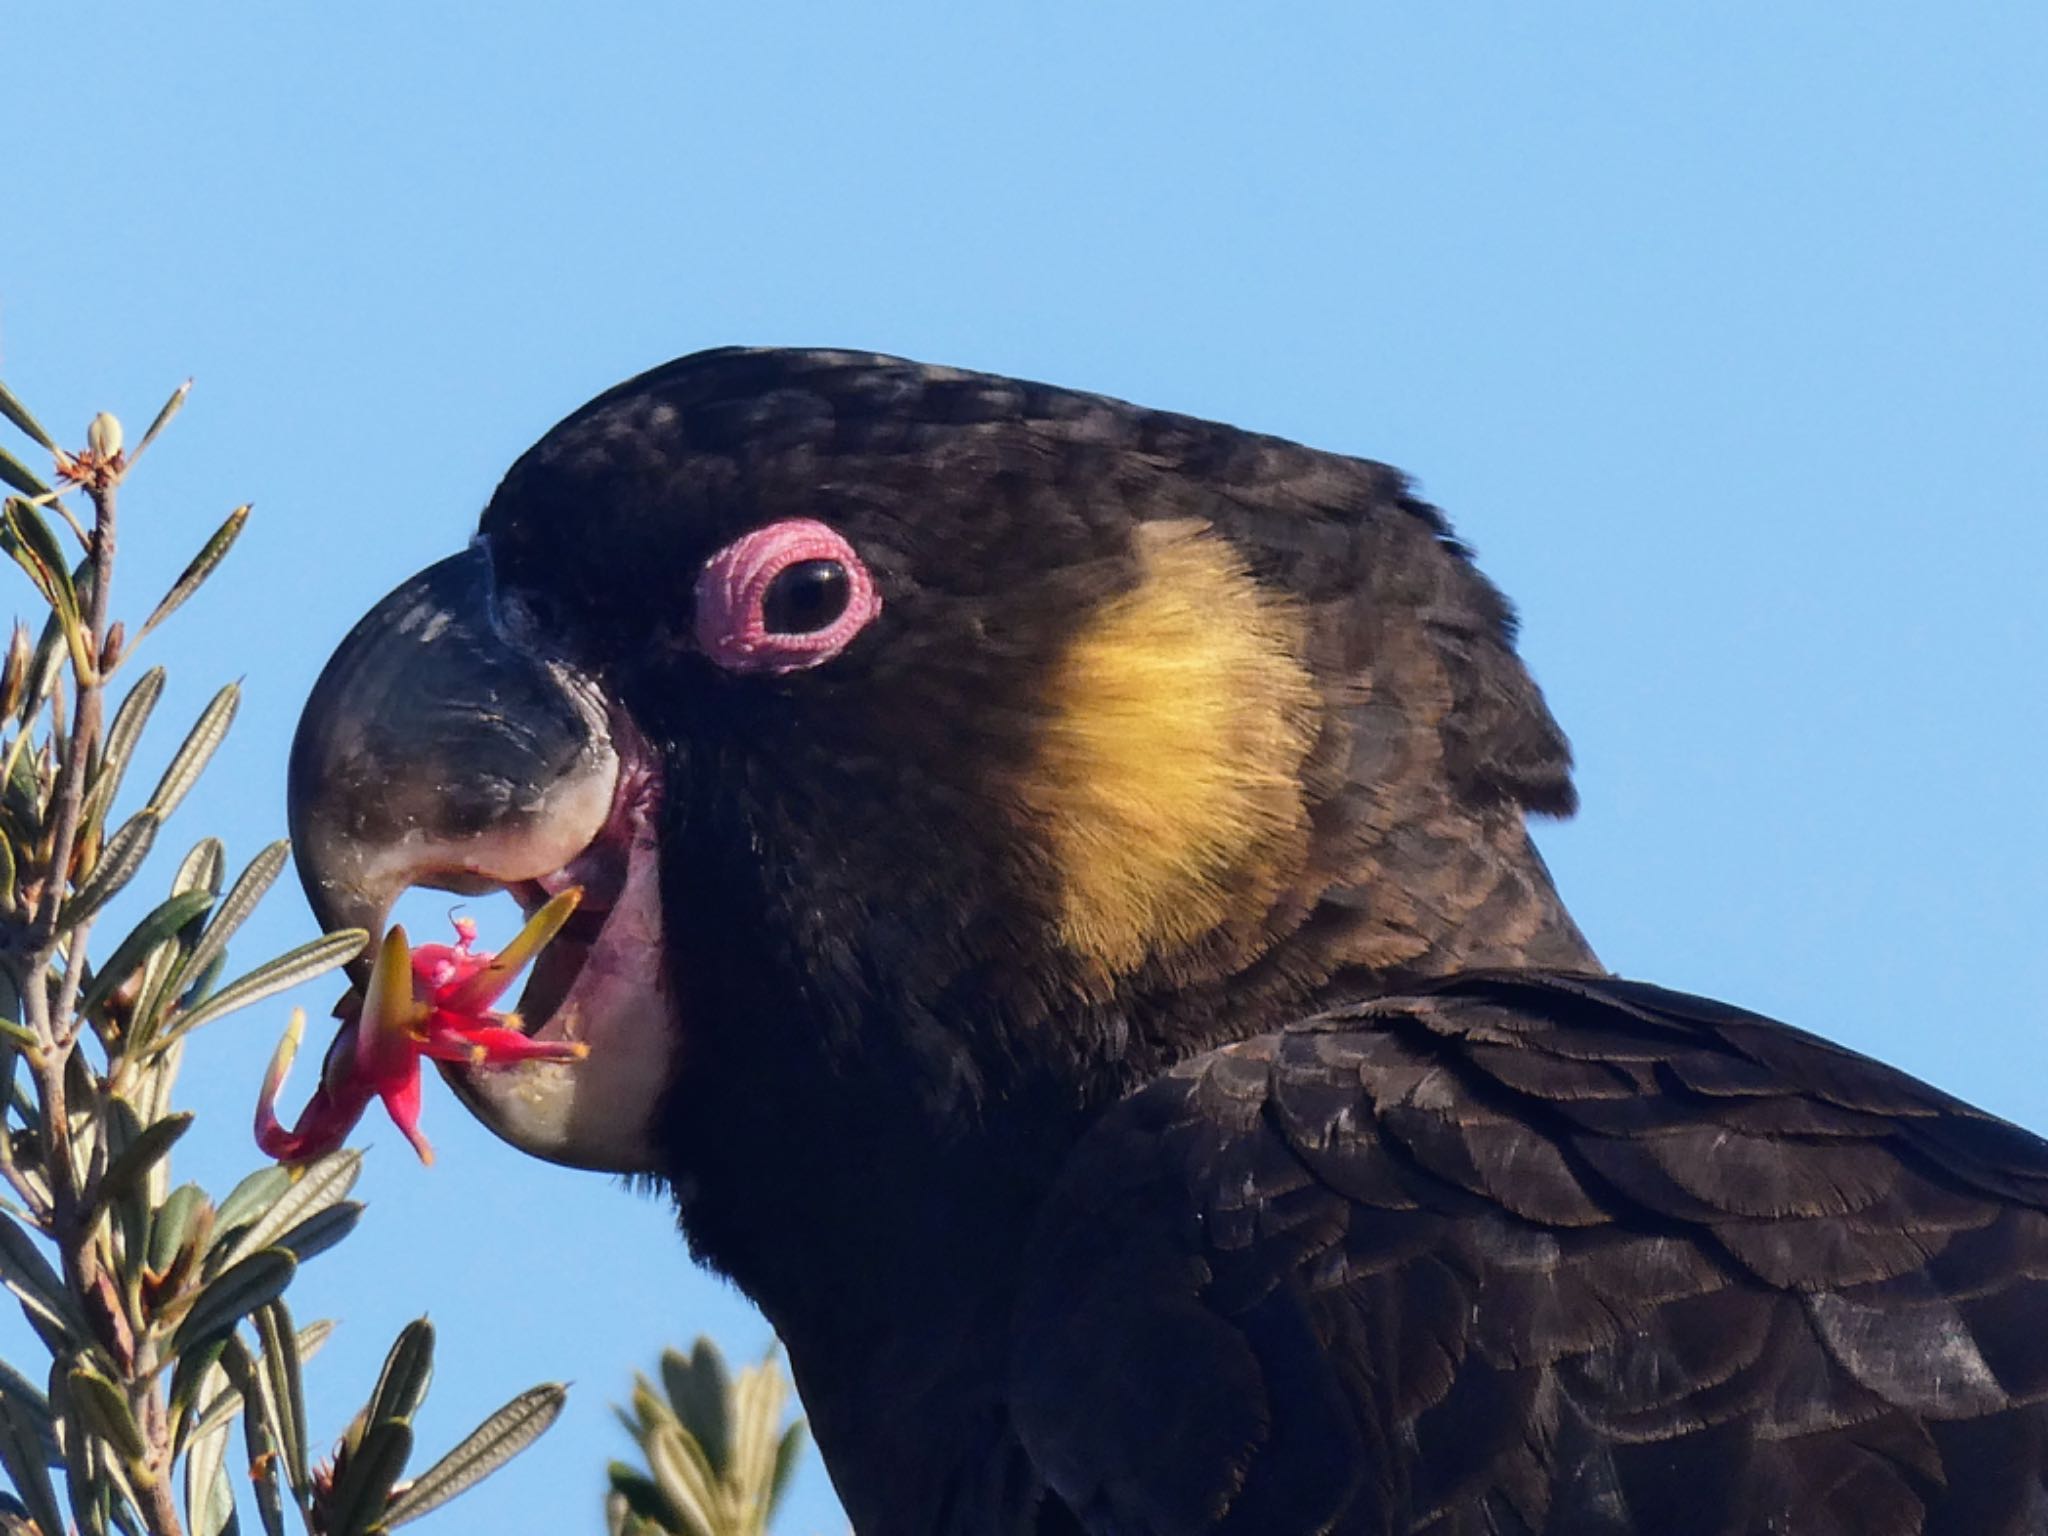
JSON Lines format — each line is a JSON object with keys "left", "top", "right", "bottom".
{"left": 1020, "top": 520, "right": 1318, "bottom": 976}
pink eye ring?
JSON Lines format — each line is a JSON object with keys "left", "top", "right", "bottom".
{"left": 693, "top": 518, "right": 882, "bottom": 674}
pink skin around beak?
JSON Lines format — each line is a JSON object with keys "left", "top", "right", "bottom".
{"left": 255, "top": 893, "right": 588, "bottom": 1166}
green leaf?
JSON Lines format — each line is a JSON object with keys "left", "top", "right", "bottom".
{"left": 19, "top": 604, "right": 67, "bottom": 726}
{"left": 728, "top": 1359, "right": 785, "bottom": 1516}
{"left": 89, "top": 666, "right": 167, "bottom": 822}
{"left": 128, "top": 844, "right": 229, "bottom": 1042}
{"left": 272, "top": 1199, "right": 362, "bottom": 1266}
{"left": 181, "top": 1318, "right": 332, "bottom": 1455}
{"left": 211, "top": 1164, "right": 293, "bottom": 1245}
{"left": 2, "top": 498, "right": 77, "bottom": 628}
{"left": 235, "top": 1344, "right": 290, "bottom": 1536}
{"left": 0, "top": 827, "right": 16, "bottom": 913}
{"left": 66, "top": 809, "right": 160, "bottom": 926}
{"left": 254, "top": 1300, "right": 311, "bottom": 1501}
{"left": 221, "top": 1149, "right": 360, "bottom": 1268}
{"left": 219, "top": 1330, "right": 290, "bottom": 1536}
{"left": 368, "top": 1318, "right": 435, "bottom": 1428}
{"left": 78, "top": 889, "right": 217, "bottom": 1018}
{"left": 172, "top": 835, "right": 228, "bottom": 898}
{"left": 327, "top": 1419, "right": 413, "bottom": 1536}
{"left": 149, "top": 1182, "right": 210, "bottom": 1273}
{"left": 138, "top": 504, "right": 248, "bottom": 643}
{"left": 67, "top": 1362, "right": 149, "bottom": 1463}
{"left": 768, "top": 1420, "right": 807, "bottom": 1518}
{"left": 0, "top": 1384, "right": 67, "bottom": 1536}
{"left": 384, "top": 1383, "right": 566, "bottom": 1529}
{"left": 170, "top": 839, "right": 288, "bottom": 1002}
{"left": 171, "top": 1247, "right": 296, "bottom": 1353}
{"left": 147, "top": 682, "right": 238, "bottom": 820}
{"left": 663, "top": 1340, "right": 732, "bottom": 1473}
{"left": 185, "top": 1411, "right": 236, "bottom": 1536}
{"left": 82, "top": 1110, "right": 192, "bottom": 1228}
{"left": 132, "top": 378, "right": 192, "bottom": 462}
{"left": 0, "top": 442, "right": 50, "bottom": 499}
{"left": 0, "top": 1358, "right": 59, "bottom": 1464}
{"left": 155, "top": 928, "right": 367, "bottom": 1050}
{"left": 0, "top": 378, "right": 56, "bottom": 451}
{"left": 0, "top": 1213, "right": 82, "bottom": 1343}
{"left": 606, "top": 1464, "right": 669, "bottom": 1520}
{"left": 641, "top": 1422, "right": 721, "bottom": 1536}
{"left": 167, "top": 1336, "right": 228, "bottom": 1454}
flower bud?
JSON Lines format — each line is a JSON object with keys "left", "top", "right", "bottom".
{"left": 86, "top": 412, "right": 123, "bottom": 461}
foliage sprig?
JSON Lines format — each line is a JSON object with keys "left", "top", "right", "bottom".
{"left": 0, "top": 376, "right": 562, "bottom": 1536}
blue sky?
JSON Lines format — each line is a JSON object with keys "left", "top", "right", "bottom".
{"left": 2, "top": 6, "right": 2043, "bottom": 1531}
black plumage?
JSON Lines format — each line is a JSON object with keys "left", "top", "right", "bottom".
{"left": 1017, "top": 972, "right": 2048, "bottom": 1534}
{"left": 291, "top": 349, "right": 2048, "bottom": 1534}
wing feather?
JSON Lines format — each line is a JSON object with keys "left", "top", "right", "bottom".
{"left": 1012, "top": 973, "right": 2048, "bottom": 1533}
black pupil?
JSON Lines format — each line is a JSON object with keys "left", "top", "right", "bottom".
{"left": 762, "top": 559, "right": 851, "bottom": 635}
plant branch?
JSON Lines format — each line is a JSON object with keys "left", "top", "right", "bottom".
{"left": 46, "top": 477, "right": 117, "bottom": 1039}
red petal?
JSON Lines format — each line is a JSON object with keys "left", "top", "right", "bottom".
{"left": 418, "top": 1016, "right": 588, "bottom": 1065}
{"left": 380, "top": 1067, "right": 433, "bottom": 1165}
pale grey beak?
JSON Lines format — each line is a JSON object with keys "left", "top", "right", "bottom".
{"left": 289, "top": 542, "right": 668, "bottom": 1172}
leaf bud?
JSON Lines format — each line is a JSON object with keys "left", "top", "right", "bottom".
{"left": 0, "top": 621, "right": 28, "bottom": 716}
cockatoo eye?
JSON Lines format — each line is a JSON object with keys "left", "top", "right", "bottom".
{"left": 693, "top": 519, "right": 881, "bottom": 674}
{"left": 762, "top": 559, "right": 851, "bottom": 635}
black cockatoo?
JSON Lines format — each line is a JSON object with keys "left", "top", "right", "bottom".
{"left": 289, "top": 350, "right": 2048, "bottom": 1535}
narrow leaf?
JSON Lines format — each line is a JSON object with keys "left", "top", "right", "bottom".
{"left": 78, "top": 889, "right": 216, "bottom": 1018}
{"left": 20, "top": 605, "right": 66, "bottom": 725}
{"left": 82, "top": 1111, "right": 192, "bottom": 1227}
{"left": 235, "top": 1346, "right": 290, "bottom": 1536}
{"left": 271, "top": 1199, "right": 362, "bottom": 1267}
{"left": 641, "top": 1422, "right": 721, "bottom": 1536}
{"left": 0, "top": 379, "right": 56, "bottom": 451}
{"left": 211, "top": 1164, "right": 293, "bottom": 1246}
{"left": 0, "top": 443, "right": 49, "bottom": 499}
{"left": 168, "top": 1338, "right": 228, "bottom": 1455}
{"left": 132, "top": 378, "right": 192, "bottom": 461}
{"left": 326, "top": 1419, "right": 413, "bottom": 1536}
{"left": 185, "top": 1413, "right": 236, "bottom": 1536}
{"left": 149, "top": 1182, "right": 210, "bottom": 1274}
{"left": 0, "top": 1359, "right": 58, "bottom": 1464}
{"left": 730, "top": 1358, "right": 785, "bottom": 1500}
{"left": 171, "top": 1247, "right": 297, "bottom": 1353}
{"left": 139, "top": 505, "right": 248, "bottom": 643}
{"left": 769, "top": 1420, "right": 806, "bottom": 1515}
{"left": 254, "top": 1301, "right": 310, "bottom": 1501}
{"left": 92, "top": 666, "right": 167, "bottom": 818}
{"left": 368, "top": 1318, "right": 435, "bottom": 1429}
{"left": 182, "top": 1319, "right": 333, "bottom": 1453}
{"left": 66, "top": 810, "right": 159, "bottom": 926}
{"left": 147, "top": 682, "right": 238, "bottom": 820}
{"left": 222, "top": 1149, "right": 360, "bottom": 1267}
{"left": 2, "top": 497, "right": 75, "bottom": 612}
{"left": 171, "top": 839, "right": 288, "bottom": 1000}
{"left": 157, "top": 928, "right": 366, "bottom": 1050}
{"left": 0, "top": 1214, "right": 81, "bottom": 1342}
{"left": 665, "top": 1341, "right": 731, "bottom": 1472}
{"left": 172, "top": 835, "right": 228, "bottom": 897}
{"left": 67, "top": 1363, "right": 149, "bottom": 1463}
{"left": 606, "top": 1465, "right": 669, "bottom": 1520}
{"left": 0, "top": 1388, "right": 66, "bottom": 1536}
{"left": 384, "top": 1384, "right": 566, "bottom": 1529}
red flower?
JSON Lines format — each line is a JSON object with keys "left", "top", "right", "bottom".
{"left": 256, "top": 892, "right": 588, "bottom": 1165}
